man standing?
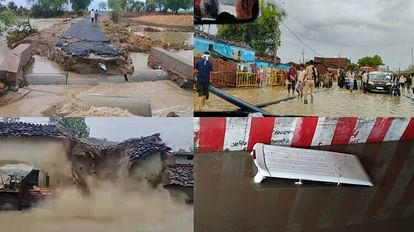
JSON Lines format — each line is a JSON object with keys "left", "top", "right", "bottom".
{"left": 304, "top": 60, "right": 317, "bottom": 104}
{"left": 194, "top": 52, "right": 213, "bottom": 111}
{"left": 362, "top": 71, "right": 368, "bottom": 93}
{"left": 287, "top": 65, "right": 296, "bottom": 96}
{"left": 296, "top": 64, "right": 305, "bottom": 98}
{"left": 90, "top": 9, "right": 95, "bottom": 24}
{"left": 95, "top": 9, "right": 99, "bottom": 25}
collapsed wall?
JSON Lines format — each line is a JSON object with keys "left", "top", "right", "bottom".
{"left": 0, "top": 122, "right": 193, "bottom": 192}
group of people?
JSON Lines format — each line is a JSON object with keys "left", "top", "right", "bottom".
{"left": 90, "top": 9, "right": 99, "bottom": 25}
{"left": 339, "top": 70, "right": 413, "bottom": 95}
{"left": 285, "top": 61, "right": 319, "bottom": 104}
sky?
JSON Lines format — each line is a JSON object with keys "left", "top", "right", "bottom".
{"left": 276, "top": 0, "right": 414, "bottom": 70}
{"left": 20, "top": 117, "right": 193, "bottom": 151}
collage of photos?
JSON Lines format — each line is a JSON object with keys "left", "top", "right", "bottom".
{"left": 0, "top": 0, "right": 413, "bottom": 231}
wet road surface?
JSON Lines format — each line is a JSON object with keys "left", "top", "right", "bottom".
{"left": 198, "top": 85, "right": 414, "bottom": 116}
{"left": 195, "top": 141, "right": 414, "bottom": 232}
{"left": 64, "top": 17, "right": 109, "bottom": 42}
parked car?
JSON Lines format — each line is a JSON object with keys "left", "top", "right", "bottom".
{"left": 366, "top": 71, "right": 392, "bottom": 93}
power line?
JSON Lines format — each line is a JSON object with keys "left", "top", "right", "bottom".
{"left": 281, "top": 22, "right": 324, "bottom": 57}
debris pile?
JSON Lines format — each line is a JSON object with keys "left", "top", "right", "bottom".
{"left": 167, "top": 164, "right": 194, "bottom": 187}
{"left": 101, "top": 20, "right": 192, "bottom": 53}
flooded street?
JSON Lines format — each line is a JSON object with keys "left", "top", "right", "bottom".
{"left": 199, "top": 85, "right": 414, "bottom": 116}
{"left": 195, "top": 141, "right": 414, "bottom": 232}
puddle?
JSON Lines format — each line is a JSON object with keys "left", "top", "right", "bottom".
{"left": 130, "top": 52, "right": 151, "bottom": 71}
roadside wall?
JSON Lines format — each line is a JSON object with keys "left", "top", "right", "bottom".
{"left": 194, "top": 117, "right": 414, "bottom": 153}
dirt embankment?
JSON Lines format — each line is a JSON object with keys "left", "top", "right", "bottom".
{"left": 101, "top": 20, "right": 192, "bottom": 53}
{"left": 128, "top": 15, "right": 193, "bottom": 32}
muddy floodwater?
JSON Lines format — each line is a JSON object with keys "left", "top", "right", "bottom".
{"left": 199, "top": 85, "right": 414, "bottom": 116}
{"left": 0, "top": 81, "right": 192, "bottom": 116}
{"left": 0, "top": 185, "right": 193, "bottom": 232}
{"left": 195, "top": 141, "right": 414, "bottom": 232}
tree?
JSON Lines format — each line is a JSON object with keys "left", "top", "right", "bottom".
{"left": 127, "top": 0, "right": 145, "bottom": 12}
{"left": 98, "top": 1, "right": 106, "bottom": 10}
{"left": 357, "top": 55, "right": 384, "bottom": 67}
{"left": 145, "top": 0, "right": 156, "bottom": 12}
{"left": 7, "top": 1, "right": 17, "bottom": 11}
{"left": 347, "top": 63, "right": 358, "bottom": 71}
{"left": 163, "top": 0, "right": 192, "bottom": 13}
{"left": 217, "top": 0, "right": 284, "bottom": 56}
{"left": 70, "top": 0, "right": 92, "bottom": 15}
{"left": 49, "top": 117, "right": 90, "bottom": 139}
{"left": 108, "top": 0, "right": 122, "bottom": 22}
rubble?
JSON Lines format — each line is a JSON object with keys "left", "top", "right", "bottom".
{"left": 101, "top": 20, "right": 192, "bottom": 53}
{"left": 166, "top": 164, "right": 194, "bottom": 187}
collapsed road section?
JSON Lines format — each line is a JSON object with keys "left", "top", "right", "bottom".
{"left": 148, "top": 47, "right": 193, "bottom": 88}
{"left": 0, "top": 121, "right": 194, "bottom": 209}
{"left": 52, "top": 17, "right": 133, "bottom": 75}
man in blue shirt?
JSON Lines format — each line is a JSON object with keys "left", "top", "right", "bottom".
{"left": 194, "top": 52, "right": 213, "bottom": 111}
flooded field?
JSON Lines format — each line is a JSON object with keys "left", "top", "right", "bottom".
{"left": 195, "top": 141, "right": 414, "bottom": 232}
{"left": 199, "top": 85, "right": 414, "bottom": 116}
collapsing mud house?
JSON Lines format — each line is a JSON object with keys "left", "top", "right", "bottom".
{"left": 0, "top": 122, "right": 193, "bottom": 192}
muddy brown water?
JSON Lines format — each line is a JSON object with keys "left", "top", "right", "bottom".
{"left": 195, "top": 141, "right": 414, "bottom": 232}
{"left": 0, "top": 81, "right": 193, "bottom": 117}
{"left": 199, "top": 85, "right": 414, "bottom": 116}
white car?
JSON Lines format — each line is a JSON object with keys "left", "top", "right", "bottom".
{"left": 251, "top": 143, "right": 373, "bottom": 186}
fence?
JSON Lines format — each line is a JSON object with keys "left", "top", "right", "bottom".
{"left": 193, "top": 71, "right": 287, "bottom": 89}
{"left": 235, "top": 72, "right": 286, "bottom": 87}
{"left": 235, "top": 72, "right": 258, "bottom": 87}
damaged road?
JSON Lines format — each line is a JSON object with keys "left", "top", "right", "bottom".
{"left": 53, "top": 17, "right": 133, "bottom": 74}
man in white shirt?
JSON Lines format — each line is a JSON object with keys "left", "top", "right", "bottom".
{"left": 91, "top": 9, "right": 95, "bottom": 24}
{"left": 295, "top": 64, "right": 305, "bottom": 98}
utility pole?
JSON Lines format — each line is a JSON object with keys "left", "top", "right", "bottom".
{"left": 411, "top": 47, "right": 413, "bottom": 75}
{"left": 302, "top": 49, "right": 305, "bottom": 64}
